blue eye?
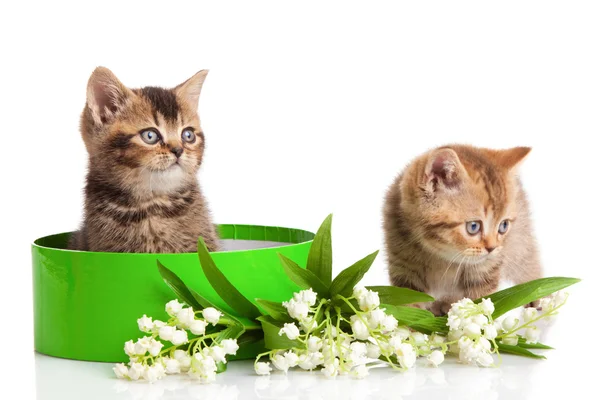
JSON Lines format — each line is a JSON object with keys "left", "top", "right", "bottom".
{"left": 499, "top": 220, "right": 510, "bottom": 234}
{"left": 466, "top": 221, "right": 481, "bottom": 235}
{"left": 181, "top": 129, "right": 196, "bottom": 143}
{"left": 140, "top": 130, "right": 161, "bottom": 144}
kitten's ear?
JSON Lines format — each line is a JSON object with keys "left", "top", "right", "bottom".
{"left": 86, "top": 67, "right": 134, "bottom": 125}
{"left": 175, "top": 70, "right": 209, "bottom": 110}
{"left": 494, "top": 146, "right": 531, "bottom": 170}
{"left": 424, "top": 148, "right": 468, "bottom": 192}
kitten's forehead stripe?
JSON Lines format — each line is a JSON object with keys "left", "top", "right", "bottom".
{"left": 138, "top": 87, "right": 180, "bottom": 122}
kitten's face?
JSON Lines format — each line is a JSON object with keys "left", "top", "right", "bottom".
{"left": 408, "top": 145, "right": 530, "bottom": 265}
{"left": 81, "top": 67, "right": 209, "bottom": 195}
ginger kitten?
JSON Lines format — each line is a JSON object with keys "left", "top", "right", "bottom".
{"left": 69, "top": 67, "right": 219, "bottom": 253}
{"left": 383, "top": 145, "right": 542, "bottom": 315}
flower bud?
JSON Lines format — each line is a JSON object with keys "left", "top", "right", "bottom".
{"left": 176, "top": 308, "right": 195, "bottom": 328}
{"left": 524, "top": 327, "right": 540, "bottom": 344}
{"left": 351, "top": 318, "right": 370, "bottom": 340}
{"left": 165, "top": 300, "right": 184, "bottom": 317}
{"left": 271, "top": 354, "right": 290, "bottom": 372}
{"left": 522, "top": 307, "right": 539, "bottom": 323}
{"left": 427, "top": 350, "right": 445, "bottom": 367}
{"left": 137, "top": 315, "right": 154, "bottom": 333}
{"left": 202, "top": 307, "right": 222, "bottom": 325}
{"left": 113, "top": 363, "right": 129, "bottom": 379}
{"left": 464, "top": 323, "right": 482, "bottom": 339}
{"left": 255, "top": 361, "right": 272, "bottom": 375}
{"left": 189, "top": 319, "right": 208, "bottom": 335}
{"left": 284, "top": 351, "right": 299, "bottom": 367}
{"left": 148, "top": 338, "right": 163, "bottom": 357}
{"left": 221, "top": 339, "right": 239, "bottom": 355}
{"left": 163, "top": 358, "right": 181, "bottom": 374}
{"left": 501, "top": 335, "right": 518, "bottom": 346}
{"left": 128, "top": 362, "right": 145, "bottom": 381}
{"left": 279, "top": 323, "right": 301, "bottom": 340}
{"left": 381, "top": 315, "right": 398, "bottom": 333}
{"left": 124, "top": 340, "right": 136, "bottom": 357}
{"left": 351, "top": 364, "right": 369, "bottom": 379}
{"left": 483, "top": 324, "right": 498, "bottom": 340}
{"left": 307, "top": 336, "right": 323, "bottom": 352}
{"left": 358, "top": 290, "right": 380, "bottom": 312}
{"left": 502, "top": 316, "right": 519, "bottom": 332}
{"left": 366, "top": 343, "right": 381, "bottom": 359}
{"left": 479, "top": 298, "right": 495, "bottom": 316}
{"left": 158, "top": 325, "right": 176, "bottom": 342}
{"left": 171, "top": 329, "right": 189, "bottom": 346}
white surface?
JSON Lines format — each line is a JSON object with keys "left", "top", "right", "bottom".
{"left": 1, "top": 1, "right": 599, "bottom": 398}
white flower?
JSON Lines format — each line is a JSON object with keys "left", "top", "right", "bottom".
{"left": 271, "top": 354, "right": 290, "bottom": 372}
{"left": 206, "top": 346, "right": 227, "bottom": 364}
{"left": 124, "top": 340, "right": 136, "bottom": 357}
{"left": 522, "top": 307, "right": 539, "bottom": 323}
{"left": 279, "top": 323, "right": 301, "bottom": 340}
{"left": 502, "top": 316, "right": 519, "bottom": 332}
{"left": 358, "top": 290, "right": 380, "bottom": 311}
{"left": 296, "top": 289, "right": 318, "bottom": 306}
{"left": 174, "top": 349, "right": 192, "bottom": 372}
{"left": 427, "top": 350, "right": 445, "bottom": 367}
{"left": 190, "top": 353, "right": 218, "bottom": 383}
{"left": 430, "top": 334, "right": 446, "bottom": 347}
{"left": 163, "top": 358, "right": 181, "bottom": 374}
{"left": 411, "top": 332, "right": 428, "bottom": 346}
{"left": 299, "top": 318, "right": 318, "bottom": 332}
{"left": 381, "top": 315, "right": 399, "bottom": 332}
{"left": 464, "top": 323, "right": 482, "bottom": 339}
{"left": 472, "top": 314, "right": 489, "bottom": 328}
{"left": 321, "top": 358, "right": 339, "bottom": 378}
{"left": 255, "top": 361, "right": 272, "bottom": 375}
{"left": 284, "top": 351, "right": 299, "bottom": 367}
{"left": 552, "top": 291, "right": 568, "bottom": 307}
{"left": 171, "top": 329, "right": 189, "bottom": 346}
{"left": 501, "top": 335, "right": 518, "bottom": 346}
{"left": 525, "top": 327, "right": 540, "bottom": 344}
{"left": 202, "top": 307, "right": 222, "bottom": 325}
{"left": 480, "top": 298, "right": 495, "bottom": 316}
{"left": 447, "top": 315, "right": 461, "bottom": 330}
{"left": 353, "top": 285, "right": 368, "bottom": 300}
{"left": 298, "top": 354, "right": 314, "bottom": 370}
{"left": 351, "top": 364, "right": 369, "bottom": 379}
{"left": 190, "top": 319, "right": 208, "bottom": 335}
{"left": 137, "top": 315, "right": 154, "bottom": 333}
{"left": 134, "top": 337, "right": 152, "bottom": 355}
{"left": 388, "top": 336, "right": 404, "bottom": 351}
{"left": 366, "top": 343, "right": 381, "bottom": 359}
{"left": 221, "top": 339, "right": 239, "bottom": 355}
{"left": 128, "top": 362, "right": 145, "bottom": 381}
{"left": 367, "top": 308, "right": 386, "bottom": 329}
{"left": 148, "top": 338, "right": 164, "bottom": 357}
{"left": 351, "top": 317, "right": 370, "bottom": 340}
{"left": 283, "top": 300, "right": 310, "bottom": 320}
{"left": 307, "top": 336, "right": 323, "bottom": 352}
{"left": 396, "top": 343, "right": 416, "bottom": 369}
{"left": 483, "top": 324, "right": 498, "bottom": 340}
{"left": 113, "top": 363, "right": 129, "bottom": 379}
{"left": 166, "top": 300, "right": 184, "bottom": 317}
{"left": 176, "top": 308, "right": 196, "bottom": 328}
{"left": 394, "top": 326, "right": 411, "bottom": 340}
{"left": 310, "top": 351, "right": 325, "bottom": 366}
{"left": 158, "top": 325, "right": 176, "bottom": 342}
{"left": 350, "top": 341, "right": 368, "bottom": 358}
{"left": 479, "top": 338, "right": 492, "bottom": 352}
{"left": 143, "top": 364, "right": 165, "bottom": 383}
{"left": 476, "top": 351, "right": 494, "bottom": 367}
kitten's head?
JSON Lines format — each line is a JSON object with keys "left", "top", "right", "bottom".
{"left": 81, "top": 67, "right": 209, "bottom": 195}
{"left": 404, "top": 145, "right": 531, "bottom": 265}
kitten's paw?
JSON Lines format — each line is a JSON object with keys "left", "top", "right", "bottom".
{"left": 527, "top": 299, "right": 542, "bottom": 310}
{"left": 429, "top": 301, "right": 451, "bottom": 317}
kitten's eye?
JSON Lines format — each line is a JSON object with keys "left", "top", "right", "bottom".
{"left": 182, "top": 129, "right": 196, "bottom": 144}
{"left": 466, "top": 221, "right": 481, "bottom": 235}
{"left": 498, "top": 219, "right": 510, "bottom": 234}
{"left": 140, "top": 130, "right": 161, "bottom": 145}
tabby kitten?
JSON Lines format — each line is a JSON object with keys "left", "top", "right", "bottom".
{"left": 383, "top": 145, "right": 542, "bottom": 315}
{"left": 69, "top": 67, "right": 219, "bottom": 253}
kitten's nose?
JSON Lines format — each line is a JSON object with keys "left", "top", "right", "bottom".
{"left": 486, "top": 246, "right": 497, "bottom": 253}
{"left": 170, "top": 147, "right": 183, "bottom": 158}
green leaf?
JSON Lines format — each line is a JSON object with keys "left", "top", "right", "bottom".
{"left": 330, "top": 251, "right": 379, "bottom": 298}
{"left": 476, "top": 277, "right": 580, "bottom": 318}
{"left": 278, "top": 253, "right": 329, "bottom": 296}
{"left": 157, "top": 261, "right": 203, "bottom": 310}
{"left": 216, "top": 362, "right": 227, "bottom": 374}
{"left": 409, "top": 316, "right": 449, "bottom": 334}
{"left": 190, "top": 289, "right": 260, "bottom": 329}
{"left": 517, "top": 337, "right": 554, "bottom": 350}
{"left": 216, "top": 324, "right": 245, "bottom": 342}
{"left": 366, "top": 286, "right": 434, "bottom": 306}
{"left": 497, "top": 343, "right": 546, "bottom": 359}
{"left": 256, "top": 299, "right": 292, "bottom": 322}
{"left": 382, "top": 304, "right": 435, "bottom": 326}
{"left": 257, "top": 315, "right": 302, "bottom": 350}
{"left": 197, "top": 238, "right": 262, "bottom": 319}
{"left": 306, "top": 214, "right": 333, "bottom": 285}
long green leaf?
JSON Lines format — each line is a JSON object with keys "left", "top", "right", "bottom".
{"left": 256, "top": 299, "right": 292, "bottom": 322}
{"left": 476, "top": 277, "right": 580, "bottom": 318}
{"left": 257, "top": 315, "right": 301, "bottom": 350}
{"left": 497, "top": 343, "right": 546, "bottom": 359}
{"left": 518, "top": 337, "right": 554, "bottom": 350}
{"left": 409, "top": 316, "right": 449, "bottom": 334}
{"left": 306, "top": 214, "right": 333, "bottom": 285}
{"left": 330, "top": 251, "right": 379, "bottom": 298}
{"left": 190, "top": 289, "right": 259, "bottom": 329}
{"left": 278, "top": 253, "right": 329, "bottom": 296}
{"left": 197, "top": 238, "right": 262, "bottom": 319}
{"left": 383, "top": 304, "right": 435, "bottom": 325}
{"left": 366, "top": 286, "right": 434, "bottom": 306}
{"left": 157, "top": 261, "right": 203, "bottom": 310}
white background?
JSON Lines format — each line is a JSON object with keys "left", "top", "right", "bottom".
{"left": 1, "top": 1, "right": 599, "bottom": 398}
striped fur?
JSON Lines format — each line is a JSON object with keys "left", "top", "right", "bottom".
{"left": 69, "top": 67, "right": 219, "bottom": 253}
{"left": 383, "top": 145, "right": 542, "bottom": 315}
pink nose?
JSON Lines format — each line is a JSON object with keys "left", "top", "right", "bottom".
{"left": 486, "top": 246, "right": 497, "bottom": 253}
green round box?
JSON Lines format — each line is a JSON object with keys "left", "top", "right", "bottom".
{"left": 32, "top": 224, "right": 314, "bottom": 363}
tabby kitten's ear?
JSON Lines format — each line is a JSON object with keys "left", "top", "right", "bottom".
{"left": 86, "top": 67, "right": 134, "bottom": 126}
{"left": 424, "top": 148, "right": 469, "bottom": 193}
{"left": 491, "top": 146, "right": 532, "bottom": 171}
{"left": 175, "top": 70, "right": 209, "bottom": 110}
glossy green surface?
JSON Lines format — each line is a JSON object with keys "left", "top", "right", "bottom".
{"left": 32, "top": 224, "right": 314, "bottom": 362}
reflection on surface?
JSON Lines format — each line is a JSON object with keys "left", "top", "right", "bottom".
{"left": 35, "top": 354, "right": 540, "bottom": 400}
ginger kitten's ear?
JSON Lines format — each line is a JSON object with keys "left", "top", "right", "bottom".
{"left": 86, "top": 67, "right": 134, "bottom": 126}
{"left": 491, "top": 146, "right": 532, "bottom": 171}
{"left": 424, "top": 148, "right": 469, "bottom": 193}
{"left": 175, "top": 70, "right": 209, "bottom": 110}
